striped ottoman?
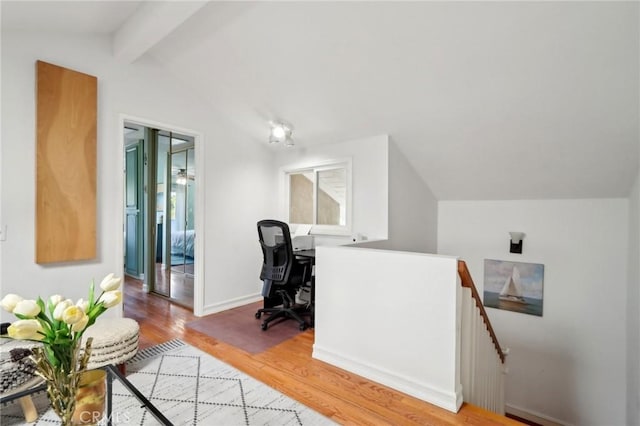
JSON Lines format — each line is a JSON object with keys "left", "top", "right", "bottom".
{"left": 82, "top": 318, "right": 139, "bottom": 373}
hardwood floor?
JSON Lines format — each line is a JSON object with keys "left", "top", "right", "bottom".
{"left": 123, "top": 280, "right": 522, "bottom": 425}
{"left": 148, "top": 263, "right": 194, "bottom": 309}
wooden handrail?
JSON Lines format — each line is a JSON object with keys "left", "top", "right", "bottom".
{"left": 458, "top": 260, "right": 505, "bottom": 363}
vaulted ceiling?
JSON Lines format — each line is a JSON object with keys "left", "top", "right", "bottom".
{"left": 3, "top": 1, "right": 638, "bottom": 200}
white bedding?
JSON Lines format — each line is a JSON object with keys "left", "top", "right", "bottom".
{"left": 171, "top": 229, "right": 195, "bottom": 258}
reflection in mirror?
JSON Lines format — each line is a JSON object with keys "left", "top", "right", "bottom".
{"left": 317, "top": 168, "right": 346, "bottom": 225}
{"left": 170, "top": 147, "right": 195, "bottom": 275}
{"left": 289, "top": 172, "right": 313, "bottom": 224}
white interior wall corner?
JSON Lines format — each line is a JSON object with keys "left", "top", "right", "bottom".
{"left": 387, "top": 139, "right": 438, "bottom": 253}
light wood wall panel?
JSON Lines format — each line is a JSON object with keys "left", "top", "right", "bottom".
{"left": 36, "top": 61, "right": 97, "bottom": 264}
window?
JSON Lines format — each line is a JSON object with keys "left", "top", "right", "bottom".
{"left": 285, "top": 160, "right": 351, "bottom": 235}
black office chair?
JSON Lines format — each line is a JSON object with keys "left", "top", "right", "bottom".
{"left": 254, "top": 220, "right": 312, "bottom": 331}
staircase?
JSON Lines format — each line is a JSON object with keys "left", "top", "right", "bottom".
{"left": 458, "top": 260, "right": 507, "bottom": 414}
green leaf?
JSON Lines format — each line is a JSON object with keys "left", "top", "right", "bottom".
{"left": 37, "top": 310, "right": 53, "bottom": 326}
{"left": 88, "top": 279, "right": 95, "bottom": 306}
{"left": 37, "top": 318, "right": 53, "bottom": 337}
{"left": 53, "top": 337, "right": 72, "bottom": 345}
{"left": 85, "top": 307, "right": 105, "bottom": 328}
{"left": 36, "top": 297, "right": 45, "bottom": 314}
{"left": 88, "top": 303, "right": 104, "bottom": 319}
{"left": 44, "top": 345, "right": 59, "bottom": 368}
{"left": 55, "top": 326, "right": 70, "bottom": 338}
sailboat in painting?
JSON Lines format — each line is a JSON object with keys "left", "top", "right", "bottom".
{"left": 499, "top": 266, "right": 528, "bottom": 308}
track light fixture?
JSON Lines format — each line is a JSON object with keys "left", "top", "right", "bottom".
{"left": 268, "top": 121, "right": 294, "bottom": 147}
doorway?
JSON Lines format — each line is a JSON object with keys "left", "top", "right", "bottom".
{"left": 123, "top": 123, "right": 195, "bottom": 309}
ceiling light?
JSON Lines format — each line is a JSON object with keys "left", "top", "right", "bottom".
{"left": 272, "top": 126, "right": 286, "bottom": 139}
{"left": 269, "top": 121, "right": 294, "bottom": 147}
{"left": 176, "top": 169, "right": 189, "bottom": 185}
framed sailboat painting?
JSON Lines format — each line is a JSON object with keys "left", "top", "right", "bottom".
{"left": 483, "top": 259, "right": 544, "bottom": 317}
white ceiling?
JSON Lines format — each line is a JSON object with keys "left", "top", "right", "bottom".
{"left": 3, "top": 1, "right": 638, "bottom": 200}
{"left": 0, "top": 1, "right": 142, "bottom": 34}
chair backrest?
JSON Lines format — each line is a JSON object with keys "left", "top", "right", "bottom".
{"left": 257, "top": 219, "right": 295, "bottom": 286}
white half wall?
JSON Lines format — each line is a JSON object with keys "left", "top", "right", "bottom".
{"left": 437, "top": 199, "right": 628, "bottom": 425}
{"left": 628, "top": 171, "right": 640, "bottom": 425}
{"left": 312, "top": 246, "right": 462, "bottom": 412}
{"left": 0, "top": 30, "right": 274, "bottom": 320}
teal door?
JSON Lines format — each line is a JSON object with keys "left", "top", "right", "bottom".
{"left": 125, "top": 142, "right": 144, "bottom": 277}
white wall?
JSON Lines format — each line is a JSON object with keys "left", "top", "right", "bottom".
{"left": 438, "top": 199, "right": 628, "bottom": 426}
{"left": 0, "top": 30, "right": 274, "bottom": 320}
{"left": 355, "top": 139, "right": 437, "bottom": 253}
{"left": 385, "top": 139, "right": 437, "bottom": 253}
{"left": 278, "top": 135, "right": 438, "bottom": 253}
{"left": 628, "top": 171, "right": 640, "bottom": 425}
{"left": 313, "top": 246, "right": 462, "bottom": 412}
{"left": 274, "top": 134, "right": 388, "bottom": 245}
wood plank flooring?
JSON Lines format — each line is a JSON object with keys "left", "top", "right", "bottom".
{"left": 123, "top": 280, "right": 522, "bottom": 425}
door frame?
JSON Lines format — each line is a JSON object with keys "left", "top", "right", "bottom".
{"left": 117, "top": 114, "right": 205, "bottom": 316}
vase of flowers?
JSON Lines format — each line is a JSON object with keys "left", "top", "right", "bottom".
{"left": 1, "top": 273, "right": 122, "bottom": 425}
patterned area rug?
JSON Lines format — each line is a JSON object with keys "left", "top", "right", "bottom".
{"left": 1, "top": 340, "right": 335, "bottom": 425}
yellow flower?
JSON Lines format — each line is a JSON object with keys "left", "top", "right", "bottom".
{"left": 53, "top": 299, "right": 73, "bottom": 321}
{"left": 7, "top": 319, "right": 43, "bottom": 340}
{"left": 99, "top": 290, "right": 122, "bottom": 308}
{"left": 99, "top": 273, "right": 121, "bottom": 292}
{"left": 62, "top": 305, "right": 84, "bottom": 325}
{"left": 13, "top": 300, "right": 41, "bottom": 317}
{"left": 0, "top": 294, "right": 23, "bottom": 313}
{"left": 71, "top": 314, "right": 89, "bottom": 332}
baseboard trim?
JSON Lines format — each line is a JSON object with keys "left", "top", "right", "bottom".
{"left": 312, "top": 344, "right": 462, "bottom": 413}
{"left": 202, "top": 293, "right": 263, "bottom": 316}
{"left": 505, "top": 403, "right": 569, "bottom": 426}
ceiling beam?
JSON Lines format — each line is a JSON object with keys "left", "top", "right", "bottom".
{"left": 113, "top": 1, "right": 208, "bottom": 63}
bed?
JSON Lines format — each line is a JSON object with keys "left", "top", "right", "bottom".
{"left": 170, "top": 229, "right": 195, "bottom": 259}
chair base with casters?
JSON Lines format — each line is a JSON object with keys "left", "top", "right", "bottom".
{"left": 255, "top": 287, "right": 310, "bottom": 331}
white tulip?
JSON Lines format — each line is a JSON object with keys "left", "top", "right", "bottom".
{"left": 0, "top": 294, "right": 23, "bottom": 313}
{"left": 99, "top": 273, "right": 121, "bottom": 292}
{"left": 13, "top": 300, "right": 41, "bottom": 317}
{"left": 71, "top": 314, "right": 89, "bottom": 332}
{"left": 99, "top": 290, "right": 122, "bottom": 308}
{"left": 76, "top": 298, "right": 89, "bottom": 313}
{"left": 62, "top": 305, "right": 84, "bottom": 325}
{"left": 7, "top": 319, "right": 43, "bottom": 340}
{"left": 49, "top": 294, "right": 64, "bottom": 307}
{"left": 53, "top": 299, "right": 73, "bottom": 321}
